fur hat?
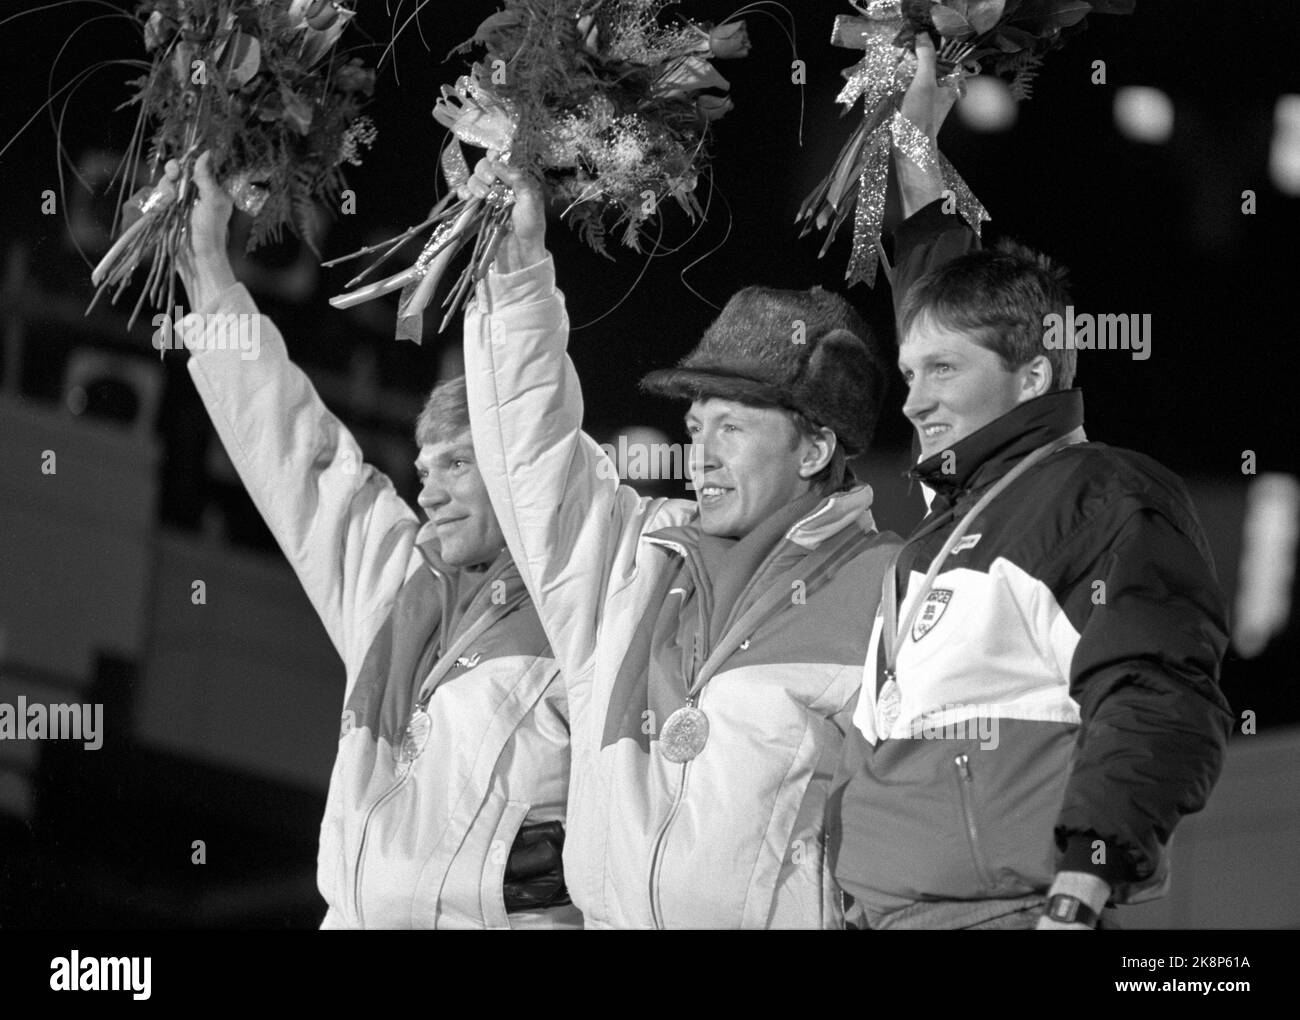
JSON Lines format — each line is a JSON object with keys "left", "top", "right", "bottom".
{"left": 640, "top": 285, "right": 888, "bottom": 454}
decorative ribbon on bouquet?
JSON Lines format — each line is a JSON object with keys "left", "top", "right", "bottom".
{"left": 796, "top": 2, "right": 990, "bottom": 288}
{"left": 325, "top": 77, "right": 519, "bottom": 343}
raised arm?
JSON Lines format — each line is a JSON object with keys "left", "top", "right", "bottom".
{"left": 460, "top": 156, "right": 665, "bottom": 719}
{"left": 890, "top": 35, "right": 979, "bottom": 325}
{"left": 177, "top": 153, "right": 421, "bottom": 673}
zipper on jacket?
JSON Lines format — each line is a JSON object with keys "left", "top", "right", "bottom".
{"left": 643, "top": 539, "right": 705, "bottom": 930}
{"left": 954, "top": 754, "right": 995, "bottom": 891}
{"left": 348, "top": 553, "right": 445, "bottom": 928}
{"left": 353, "top": 772, "right": 412, "bottom": 928}
{"left": 352, "top": 554, "right": 529, "bottom": 929}
{"left": 647, "top": 760, "right": 691, "bottom": 929}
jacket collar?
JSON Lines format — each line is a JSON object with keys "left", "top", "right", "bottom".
{"left": 912, "top": 389, "right": 1086, "bottom": 501}
{"left": 645, "top": 483, "right": 877, "bottom": 558}
{"left": 411, "top": 524, "right": 524, "bottom": 651}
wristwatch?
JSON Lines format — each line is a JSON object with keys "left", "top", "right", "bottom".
{"left": 1045, "top": 894, "right": 1100, "bottom": 927}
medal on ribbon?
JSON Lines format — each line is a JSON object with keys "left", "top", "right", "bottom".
{"left": 395, "top": 706, "right": 432, "bottom": 774}
{"left": 876, "top": 676, "right": 902, "bottom": 736}
{"left": 659, "top": 705, "right": 710, "bottom": 763}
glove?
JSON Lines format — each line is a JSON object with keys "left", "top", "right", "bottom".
{"left": 503, "top": 820, "right": 571, "bottom": 913}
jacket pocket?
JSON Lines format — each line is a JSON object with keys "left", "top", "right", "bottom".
{"left": 479, "top": 800, "right": 531, "bottom": 930}
{"left": 953, "top": 753, "right": 995, "bottom": 893}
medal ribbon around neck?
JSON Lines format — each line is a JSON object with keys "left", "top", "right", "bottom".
{"left": 658, "top": 512, "right": 877, "bottom": 764}
{"left": 878, "top": 428, "right": 1087, "bottom": 721}
{"left": 395, "top": 560, "right": 520, "bottom": 772}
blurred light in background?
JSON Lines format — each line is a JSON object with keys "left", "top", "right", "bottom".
{"left": 609, "top": 425, "right": 674, "bottom": 477}
{"left": 957, "top": 77, "right": 1017, "bottom": 133}
{"left": 1269, "top": 94, "right": 1300, "bottom": 196}
{"left": 1234, "top": 473, "right": 1300, "bottom": 658}
{"left": 1113, "top": 86, "right": 1174, "bottom": 144}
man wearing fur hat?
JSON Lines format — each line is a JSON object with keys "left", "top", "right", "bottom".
{"left": 460, "top": 108, "right": 997, "bottom": 926}
{"left": 462, "top": 203, "right": 896, "bottom": 926}
{"left": 456, "top": 37, "right": 963, "bottom": 930}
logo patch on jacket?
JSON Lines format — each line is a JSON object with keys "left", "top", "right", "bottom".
{"left": 911, "top": 588, "right": 953, "bottom": 642}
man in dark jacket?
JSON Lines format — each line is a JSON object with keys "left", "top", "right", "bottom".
{"left": 830, "top": 112, "right": 1234, "bottom": 928}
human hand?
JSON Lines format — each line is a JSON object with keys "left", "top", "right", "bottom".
{"left": 1035, "top": 913, "right": 1094, "bottom": 930}
{"left": 458, "top": 149, "right": 547, "bottom": 274}
{"left": 895, "top": 34, "right": 959, "bottom": 219}
{"left": 174, "top": 151, "right": 237, "bottom": 311}
{"left": 900, "top": 33, "right": 958, "bottom": 141}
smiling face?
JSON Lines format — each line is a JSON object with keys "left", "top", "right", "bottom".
{"left": 685, "top": 398, "right": 832, "bottom": 538}
{"left": 899, "top": 314, "right": 1051, "bottom": 462}
{"left": 415, "top": 430, "right": 506, "bottom": 569}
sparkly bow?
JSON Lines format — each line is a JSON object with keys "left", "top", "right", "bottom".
{"left": 432, "top": 74, "right": 517, "bottom": 153}
{"left": 796, "top": 2, "right": 990, "bottom": 288}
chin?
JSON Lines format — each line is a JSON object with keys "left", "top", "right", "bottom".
{"left": 698, "top": 513, "right": 745, "bottom": 539}
{"left": 439, "top": 538, "right": 475, "bottom": 567}
{"left": 696, "top": 509, "right": 722, "bottom": 536}
{"left": 919, "top": 438, "right": 954, "bottom": 461}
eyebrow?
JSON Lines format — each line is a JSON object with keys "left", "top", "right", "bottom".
{"left": 685, "top": 406, "right": 748, "bottom": 424}
{"left": 899, "top": 350, "right": 963, "bottom": 370}
{"left": 416, "top": 444, "right": 474, "bottom": 465}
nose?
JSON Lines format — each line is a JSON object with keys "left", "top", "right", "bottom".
{"left": 418, "top": 473, "right": 450, "bottom": 512}
{"left": 690, "top": 430, "right": 721, "bottom": 481}
{"left": 902, "top": 375, "right": 936, "bottom": 423}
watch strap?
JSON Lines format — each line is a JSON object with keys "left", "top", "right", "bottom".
{"left": 1045, "top": 893, "right": 1100, "bottom": 927}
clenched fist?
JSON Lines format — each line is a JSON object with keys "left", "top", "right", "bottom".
{"left": 458, "top": 149, "right": 548, "bottom": 274}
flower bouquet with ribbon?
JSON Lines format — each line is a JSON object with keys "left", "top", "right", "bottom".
{"left": 796, "top": 0, "right": 1135, "bottom": 288}
{"left": 87, "top": 0, "right": 375, "bottom": 329}
{"left": 326, "top": 0, "right": 752, "bottom": 343}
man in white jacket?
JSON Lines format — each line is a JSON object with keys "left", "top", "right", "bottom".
{"left": 173, "top": 153, "right": 577, "bottom": 928}
{"left": 458, "top": 154, "right": 899, "bottom": 928}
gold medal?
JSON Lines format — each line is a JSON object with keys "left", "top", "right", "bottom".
{"left": 659, "top": 705, "right": 709, "bottom": 763}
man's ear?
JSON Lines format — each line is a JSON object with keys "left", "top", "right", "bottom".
{"left": 799, "top": 427, "right": 837, "bottom": 479}
{"left": 1019, "top": 355, "right": 1054, "bottom": 401}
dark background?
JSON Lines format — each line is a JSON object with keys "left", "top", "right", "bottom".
{"left": 7, "top": 1, "right": 1298, "bottom": 474}
{"left": 1, "top": 0, "right": 1297, "bottom": 927}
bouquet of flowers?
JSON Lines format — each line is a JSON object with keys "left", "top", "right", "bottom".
{"left": 88, "top": 0, "right": 375, "bottom": 328}
{"left": 797, "top": 0, "right": 1135, "bottom": 288}
{"left": 327, "top": 0, "right": 751, "bottom": 342}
